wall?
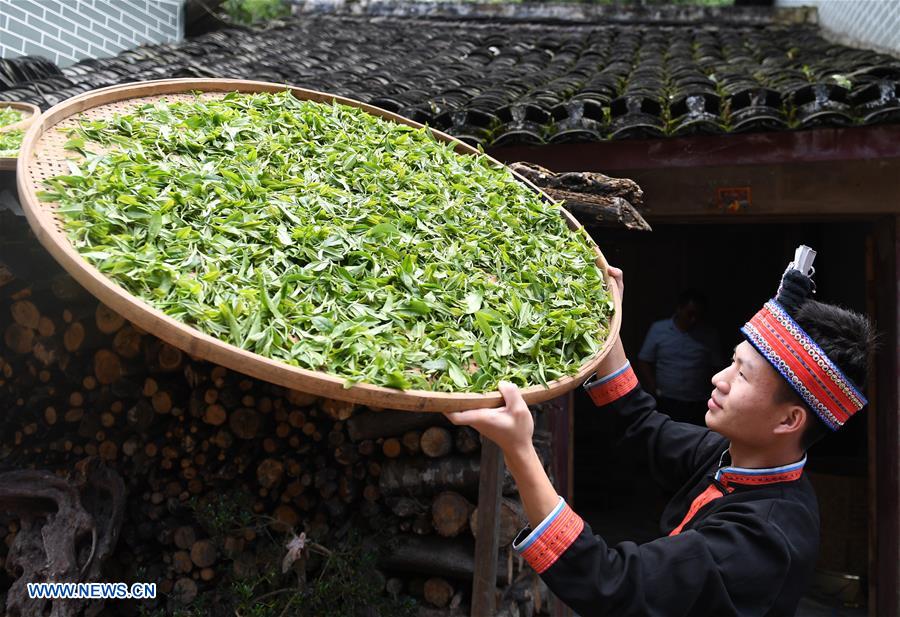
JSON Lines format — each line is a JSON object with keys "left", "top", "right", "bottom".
{"left": 0, "top": 0, "right": 184, "bottom": 68}
{"left": 777, "top": 0, "right": 900, "bottom": 57}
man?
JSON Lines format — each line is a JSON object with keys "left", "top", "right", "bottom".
{"left": 445, "top": 254, "right": 875, "bottom": 616}
{"left": 637, "top": 289, "right": 723, "bottom": 425}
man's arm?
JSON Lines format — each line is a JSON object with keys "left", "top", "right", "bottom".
{"left": 635, "top": 359, "right": 657, "bottom": 395}
{"left": 443, "top": 379, "right": 558, "bottom": 528}
{"left": 636, "top": 321, "right": 660, "bottom": 395}
{"left": 513, "top": 504, "right": 799, "bottom": 617}
{"left": 585, "top": 372, "right": 720, "bottom": 493}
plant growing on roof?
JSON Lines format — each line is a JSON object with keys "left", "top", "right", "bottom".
{"left": 40, "top": 90, "right": 614, "bottom": 393}
{"left": 221, "top": 0, "right": 291, "bottom": 26}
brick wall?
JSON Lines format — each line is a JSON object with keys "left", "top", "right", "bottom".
{"left": 777, "top": 0, "right": 900, "bottom": 57}
{"left": 0, "top": 0, "right": 184, "bottom": 68}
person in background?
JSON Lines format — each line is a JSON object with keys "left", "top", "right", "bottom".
{"left": 637, "top": 289, "right": 723, "bottom": 425}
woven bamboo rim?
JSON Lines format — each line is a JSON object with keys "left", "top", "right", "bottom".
{"left": 0, "top": 101, "right": 40, "bottom": 171}
{"left": 16, "top": 78, "right": 621, "bottom": 412}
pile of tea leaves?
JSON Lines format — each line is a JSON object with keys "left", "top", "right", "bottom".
{"left": 0, "top": 106, "right": 26, "bottom": 157}
{"left": 0, "top": 129, "right": 23, "bottom": 157}
{"left": 39, "top": 91, "right": 613, "bottom": 391}
{"left": 0, "top": 106, "right": 25, "bottom": 128}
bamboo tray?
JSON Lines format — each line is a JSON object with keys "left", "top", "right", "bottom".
{"left": 0, "top": 101, "right": 40, "bottom": 171}
{"left": 16, "top": 78, "right": 621, "bottom": 412}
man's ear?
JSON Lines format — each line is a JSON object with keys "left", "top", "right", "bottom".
{"left": 773, "top": 403, "right": 808, "bottom": 436}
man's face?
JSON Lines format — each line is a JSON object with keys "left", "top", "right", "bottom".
{"left": 675, "top": 300, "right": 703, "bottom": 331}
{"left": 704, "top": 340, "right": 793, "bottom": 447}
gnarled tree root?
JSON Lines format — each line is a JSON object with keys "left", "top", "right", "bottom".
{"left": 1, "top": 458, "right": 125, "bottom": 617}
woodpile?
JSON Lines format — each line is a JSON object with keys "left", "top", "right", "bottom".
{"left": 0, "top": 220, "right": 558, "bottom": 616}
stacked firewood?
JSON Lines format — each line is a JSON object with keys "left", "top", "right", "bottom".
{"left": 346, "top": 404, "right": 554, "bottom": 612}
{"left": 0, "top": 242, "right": 555, "bottom": 616}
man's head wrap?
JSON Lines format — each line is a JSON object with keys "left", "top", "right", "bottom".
{"left": 740, "top": 246, "right": 867, "bottom": 430}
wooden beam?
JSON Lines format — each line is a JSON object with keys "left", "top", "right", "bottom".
{"left": 547, "top": 393, "right": 573, "bottom": 505}
{"left": 490, "top": 128, "right": 900, "bottom": 219}
{"left": 630, "top": 160, "right": 900, "bottom": 218}
{"left": 488, "top": 124, "right": 900, "bottom": 171}
{"left": 471, "top": 437, "right": 503, "bottom": 617}
{"left": 502, "top": 159, "right": 900, "bottom": 219}
{"left": 866, "top": 229, "right": 877, "bottom": 616}
{"left": 871, "top": 216, "right": 900, "bottom": 617}
{"left": 567, "top": 391, "right": 574, "bottom": 505}
{"left": 552, "top": 393, "right": 575, "bottom": 617}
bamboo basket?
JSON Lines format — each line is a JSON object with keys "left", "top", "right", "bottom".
{"left": 0, "top": 101, "right": 40, "bottom": 171}
{"left": 16, "top": 78, "right": 621, "bottom": 412}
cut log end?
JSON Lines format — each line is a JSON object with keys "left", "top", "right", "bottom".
{"left": 432, "top": 491, "right": 472, "bottom": 538}
{"left": 11, "top": 300, "right": 40, "bottom": 330}
{"left": 158, "top": 343, "right": 183, "bottom": 371}
{"left": 203, "top": 404, "right": 226, "bottom": 426}
{"left": 229, "top": 408, "right": 260, "bottom": 440}
{"left": 95, "top": 304, "right": 125, "bottom": 335}
{"left": 420, "top": 427, "right": 453, "bottom": 458}
{"left": 93, "top": 349, "right": 123, "bottom": 385}
{"left": 189, "top": 539, "right": 217, "bottom": 569}
{"left": 113, "top": 326, "right": 143, "bottom": 359}
{"left": 4, "top": 324, "right": 34, "bottom": 354}
{"left": 382, "top": 438, "right": 403, "bottom": 459}
{"left": 63, "top": 322, "right": 85, "bottom": 352}
{"left": 424, "top": 577, "right": 454, "bottom": 608}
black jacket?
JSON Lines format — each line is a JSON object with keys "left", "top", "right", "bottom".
{"left": 512, "top": 361, "right": 819, "bottom": 617}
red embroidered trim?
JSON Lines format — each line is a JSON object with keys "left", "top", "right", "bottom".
{"left": 719, "top": 468, "right": 804, "bottom": 486}
{"left": 669, "top": 483, "right": 732, "bottom": 536}
{"left": 520, "top": 504, "right": 585, "bottom": 574}
{"left": 586, "top": 366, "right": 639, "bottom": 407}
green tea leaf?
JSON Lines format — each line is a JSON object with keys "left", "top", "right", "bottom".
{"left": 464, "top": 291, "right": 482, "bottom": 314}
{"left": 148, "top": 212, "right": 163, "bottom": 242}
{"left": 447, "top": 362, "right": 468, "bottom": 388}
{"left": 385, "top": 370, "right": 411, "bottom": 389}
{"left": 63, "top": 136, "right": 86, "bottom": 151}
{"left": 518, "top": 331, "right": 542, "bottom": 355}
{"left": 404, "top": 299, "right": 431, "bottom": 315}
{"left": 473, "top": 311, "right": 495, "bottom": 338}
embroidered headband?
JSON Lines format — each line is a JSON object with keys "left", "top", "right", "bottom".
{"left": 741, "top": 300, "right": 867, "bottom": 430}
{"left": 740, "top": 246, "right": 867, "bottom": 431}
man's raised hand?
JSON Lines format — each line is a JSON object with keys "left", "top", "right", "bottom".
{"left": 443, "top": 381, "right": 534, "bottom": 456}
{"left": 608, "top": 265, "right": 624, "bottom": 303}
{"left": 446, "top": 265, "right": 622, "bottom": 455}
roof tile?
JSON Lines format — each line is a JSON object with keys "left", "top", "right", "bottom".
{"left": 1, "top": 13, "right": 899, "bottom": 145}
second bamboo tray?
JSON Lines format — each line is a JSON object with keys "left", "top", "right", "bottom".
{"left": 0, "top": 101, "right": 40, "bottom": 171}
{"left": 16, "top": 78, "right": 621, "bottom": 412}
